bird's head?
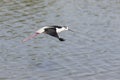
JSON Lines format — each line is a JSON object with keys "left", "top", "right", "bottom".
{"left": 64, "top": 26, "right": 74, "bottom": 32}
{"left": 63, "top": 26, "right": 69, "bottom": 30}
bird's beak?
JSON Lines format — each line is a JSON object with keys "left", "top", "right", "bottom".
{"left": 22, "top": 33, "right": 40, "bottom": 42}
{"left": 68, "top": 29, "right": 74, "bottom": 32}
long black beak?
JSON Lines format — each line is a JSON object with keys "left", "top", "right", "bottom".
{"left": 68, "top": 29, "right": 74, "bottom": 32}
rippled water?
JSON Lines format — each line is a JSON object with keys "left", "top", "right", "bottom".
{"left": 0, "top": 0, "right": 120, "bottom": 80}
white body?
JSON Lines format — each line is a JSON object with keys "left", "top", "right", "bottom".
{"left": 56, "top": 27, "right": 68, "bottom": 33}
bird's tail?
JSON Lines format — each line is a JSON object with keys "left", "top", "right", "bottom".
{"left": 59, "top": 38, "right": 65, "bottom": 41}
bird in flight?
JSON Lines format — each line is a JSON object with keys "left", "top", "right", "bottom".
{"left": 23, "top": 25, "right": 74, "bottom": 42}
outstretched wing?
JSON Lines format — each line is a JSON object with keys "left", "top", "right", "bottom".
{"left": 44, "top": 28, "right": 59, "bottom": 38}
{"left": 45, "top": 28, "right": 65, "bottom": 41}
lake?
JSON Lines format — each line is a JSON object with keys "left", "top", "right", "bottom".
{"left": 0, "top": 0, "right": 120, "bottom": 80}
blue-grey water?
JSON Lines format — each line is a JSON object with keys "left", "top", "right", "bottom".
{"left": 0, "top": 0, "right": 120, "bottom": 80}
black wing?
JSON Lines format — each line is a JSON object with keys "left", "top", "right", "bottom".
{"left": 45, "top": 28, "right": 59, "bottom": 38}
{"left": 44, "top": 28, "right": 65, "bottom": 41}
{"left": 50, "top": 25, "right": 62, "bottom": 28}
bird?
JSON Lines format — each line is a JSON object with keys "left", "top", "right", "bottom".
{"left": 23, "top": 25, "right": 74, "bottom": 42}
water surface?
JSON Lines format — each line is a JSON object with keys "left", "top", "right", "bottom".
{"left": 0, "top": 0, "right": 120, "bottom": 80}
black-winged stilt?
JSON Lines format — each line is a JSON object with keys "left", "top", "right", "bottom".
{"left": 23, "top": 25, "right": 74, "bottom": 42}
